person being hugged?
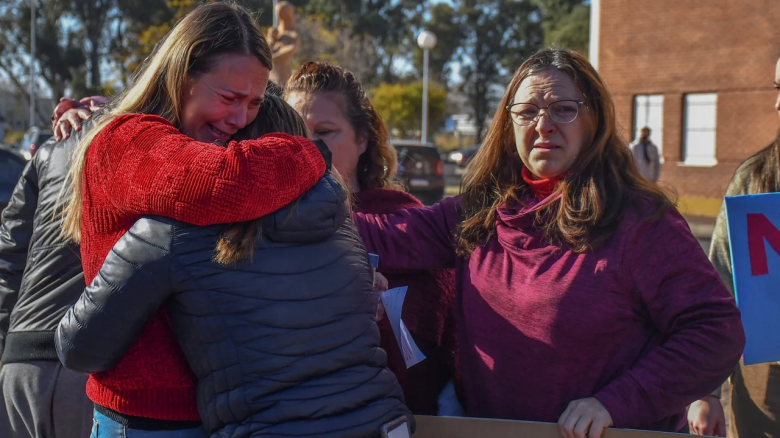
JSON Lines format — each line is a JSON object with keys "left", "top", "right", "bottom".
{"left": 58, "top": 2, "right": 325, "bottom": 436}
{"left": 56, "top": 90, "right": 414, "bottom": 438}
{"left": 285, "top": 61, "right": 457, "bottom": 416}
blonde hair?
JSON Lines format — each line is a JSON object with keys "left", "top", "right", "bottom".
{"left": 61, "top": 2, "right": 272, "bottom": 242}
{"left": 216, "top": 88, "right": 351, "bottom": 265}
{"left": 214, "top": 92, "right": 308, "bottom": 265}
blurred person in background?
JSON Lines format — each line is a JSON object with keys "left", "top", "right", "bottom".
{"left": 629, "top": 126, "right": 661, "bottom": 182}
{"left": 285, "top": 61, "right": 458, "bottom": 416}
{"left": 688, "top": 53, "right": 780, "bottom": 438}
{"left": 0, "top": 117, "right": 95, "bottom": 438}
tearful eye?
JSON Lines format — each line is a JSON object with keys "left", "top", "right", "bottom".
{"left": 519, "top": 109, "right": 538, "bottom": 119}
{"left": 553, "top": 106, "right": 577, "bottom": 115}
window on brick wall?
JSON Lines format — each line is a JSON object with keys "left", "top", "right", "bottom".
{"left": 633, "top": 95, "right": 664, "bottom": 157}
{"left": 683, "top": 93, "right": 718, "bottom": 166}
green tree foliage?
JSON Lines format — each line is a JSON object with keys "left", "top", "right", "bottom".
{"left": 533, "top": 0, "right": 590, "bottom": 55}
{"left": 106, "top": 0, "right": 424, "bottom": 89}
{"left": 411, "top": 3, "right": 465, "bottom": 85}
{"left": 1, "top": 0, "right": 587, "bottom": 137}
{"left": 299, "top": 0, "right": 425, "bottom": 87}
{"left": 72, "top": 0, "right": 114, "bottom": 92}
{"left": 295, "top": 15, "right": 387, "bottom": 89}
{"left": 455, "top": 0, "right": 544, "bottom": 141}
{"left": 370, "top": 81, "right": 447, "bottom": 140}
{"left": 108, "top": 0, "right": 185, "bottom": 86}
{"left": 0, "top": 0, "right": 85, "bottom": 120}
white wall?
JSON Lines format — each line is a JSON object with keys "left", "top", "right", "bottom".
{"left": 589, "top": 0, "right": 600, "bottom": 70}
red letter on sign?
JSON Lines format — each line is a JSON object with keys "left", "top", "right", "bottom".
{"left": 747, "top": 213, "right": 780, "bottom": 276}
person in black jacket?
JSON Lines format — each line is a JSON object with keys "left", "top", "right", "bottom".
{"left": 0, "top": 125, "right": 94, "bottom": 437}
{"left": 56, "top": 93, "right": 413, "bottom": 438}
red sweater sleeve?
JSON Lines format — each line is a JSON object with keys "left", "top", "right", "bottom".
{"left": 86, "top": 114, "right": 326, "bottom": 225}
{"left": 594, "top": 208, "right": 745, "bottom": 428}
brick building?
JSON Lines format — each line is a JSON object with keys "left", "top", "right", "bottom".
{"left": 590, "top": 0, "right": 780, "bottom": 217}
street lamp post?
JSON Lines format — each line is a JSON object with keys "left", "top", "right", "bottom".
{"left": 30, "top": 0, "right": 35, "bottom": 127}
{"left": 273, "top": 0, "right": 278, "bottom": 29}
{"left": 417, "top": 30, "right": 436, "bottom": 144}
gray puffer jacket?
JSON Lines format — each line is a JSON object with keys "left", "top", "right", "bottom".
{"left": 56, "top": 174, "right": 412, "bottom": 437}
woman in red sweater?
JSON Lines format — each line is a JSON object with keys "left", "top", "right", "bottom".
{"left": 285, "top": 62, "right": 458, "bottom": 415}
{"left": 59, "top": 3, "right": 325, "bottom": 436}
{"left": 352, "top": 48, "right": 746, "bottom": 437}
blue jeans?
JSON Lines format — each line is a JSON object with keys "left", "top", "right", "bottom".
{"left": 90, "top": 409, "right": 207, "bottom": 438}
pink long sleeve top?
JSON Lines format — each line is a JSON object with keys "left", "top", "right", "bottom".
{"left": 354, "top": 191, "right": 744, "bottom": 432}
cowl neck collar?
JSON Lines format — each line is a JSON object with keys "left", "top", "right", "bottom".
{"left": 521, "top": 167, "right": 564, "bottom": 201}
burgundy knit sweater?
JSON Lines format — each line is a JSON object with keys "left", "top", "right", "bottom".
{"left": 354, "top": 189, "right": 457, "bottom": 415}
{"left": 354, "top": 189, "right": 745, "bottom": 432}
{"left": 79, "top": 114, "right": 326, "bottom": 420}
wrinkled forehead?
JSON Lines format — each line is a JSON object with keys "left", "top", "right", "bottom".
{"left": 285, "top": 91, "right": 346, "bottom": 123}
{"left": 513, "top": 70, "right": 582, "bottom": 104}
{"left": 285, "top": 91, "right": 311, "bottom": 112}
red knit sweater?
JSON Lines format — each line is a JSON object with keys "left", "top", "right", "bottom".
{"left": 354, "top": 189, "right": 457, "bottom": 415}
{"left": 79, "top": 114, "right": 326, "bottom": 421}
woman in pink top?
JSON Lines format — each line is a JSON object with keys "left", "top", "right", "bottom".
{"left": 353, "top": 48, "right": 745, "bottom": 438}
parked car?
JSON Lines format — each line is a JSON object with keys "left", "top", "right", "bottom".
{"left": 391, "top": 140, "right": 445, "bottom": 205}
{"left": 447, "top": 144, "right": 480, "bottom": 168}
{"left": 0, "top": 146, "right": 27, "bottom": 210}
{"left": 18, "top": 126, "right": 53, "bottom": 160}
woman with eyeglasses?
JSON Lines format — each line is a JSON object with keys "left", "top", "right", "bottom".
{"left": 352, "top": 48, "right": 745, "bottom": 438}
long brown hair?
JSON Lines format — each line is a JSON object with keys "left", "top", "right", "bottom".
{"left": 746, "top": 132, "right": 780, "bottom": 194}
{"left": 213, "top": 90, "right": 312, "bottom": 265}
{"left": 285, "top": 61, "right": 403, "bottom": 191}
{"left": 62, "top": 2, "right": 273, "bottom": 242}
{"left": 457, "top": 48, "right": 673, "bottom": 256}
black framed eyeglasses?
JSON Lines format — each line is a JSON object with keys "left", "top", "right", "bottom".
{"left": 506, "top": 100, "right": 584, "bottom": 126}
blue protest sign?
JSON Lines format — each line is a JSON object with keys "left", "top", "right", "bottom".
{"left": 725, "top": 193, "right": 780, "bottom": 365}
{"left": 368, "top": 253, "right": 380, "bottom": 269}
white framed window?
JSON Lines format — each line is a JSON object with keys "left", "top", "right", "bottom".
{"left": 683, "top": 93, "right": 718, "bottom": 166}
{"left": 633, "top": 95, "right": 664, "bottom": 157}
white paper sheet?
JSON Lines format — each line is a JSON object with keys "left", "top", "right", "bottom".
{"left": 380, "top": 286, "right": 426, "bottom": 368}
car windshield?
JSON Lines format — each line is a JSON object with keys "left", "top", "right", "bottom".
{"left": 397, "top": 146, "right": 440, "bottom": 176}
{"left": 0, "top": 150, "right": 26, "bottom": 202}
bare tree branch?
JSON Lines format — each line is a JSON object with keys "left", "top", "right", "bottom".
{"left": 0, "top": 63, "right": 52, "bottom": 125}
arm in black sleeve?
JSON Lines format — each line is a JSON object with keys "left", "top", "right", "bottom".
{"left": 56, "top": 218, "right": 175, "bottom": 373}
{"left": 0, "top": 158, "right": 40, "bottom": 356}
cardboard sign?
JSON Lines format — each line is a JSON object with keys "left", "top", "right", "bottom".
{"left": 724, "top": 193, "right": 780, "bottom": 365}
{"left": 413, "top": 416, "right": 685, "bottom": 437}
